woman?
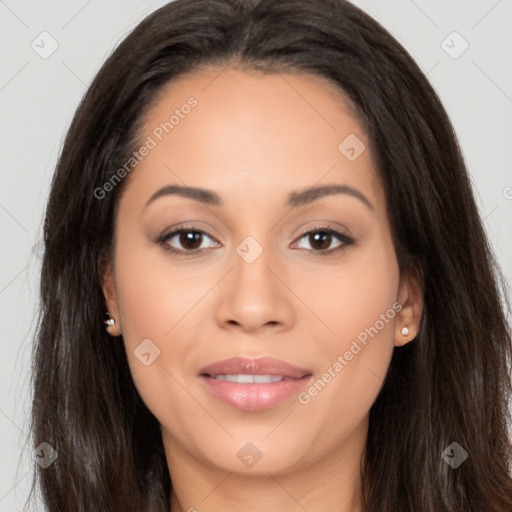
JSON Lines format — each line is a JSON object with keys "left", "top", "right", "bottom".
{"left": 29, "top": 0, "right": 512, "bottom": 510}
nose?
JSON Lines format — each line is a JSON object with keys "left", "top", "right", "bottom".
{"left": 214, "top": 240, "right": 295, "bottom": 334}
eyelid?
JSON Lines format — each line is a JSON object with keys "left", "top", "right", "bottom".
{"left": 294, "top": 222, "right": 351, "bottom": 239}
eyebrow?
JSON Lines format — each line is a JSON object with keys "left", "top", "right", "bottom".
{"left": 144, "top": 183, "right": 374, "bottom": 210}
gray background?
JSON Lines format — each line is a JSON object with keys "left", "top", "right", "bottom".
{"left": 1, "top": 0, "right": 511, "bottom": 509}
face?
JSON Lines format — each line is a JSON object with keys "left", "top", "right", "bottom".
{"left": 101, "top": 66, "right": 422, "bottom": 478}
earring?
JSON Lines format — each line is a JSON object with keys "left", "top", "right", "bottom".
{"left": 104, "top": 312, "right": 119, "bottom": 336}
{"left": 401, "top": 325, "right": 409, "bottom": 336}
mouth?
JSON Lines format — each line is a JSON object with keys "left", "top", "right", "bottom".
{"left": 198, "top": 357, "right": 313, "bottom": 411}
{"left": 204, "top": 374, "right": 300, "bottom": 383}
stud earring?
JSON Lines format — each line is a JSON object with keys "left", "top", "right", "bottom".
{"left": 104, "top": 312, "right": 119, "bottom": 336}
{"left": 401, "top": 325, "right": 409, "bottom": 336}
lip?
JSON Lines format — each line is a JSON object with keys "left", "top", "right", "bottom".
{"left": 199, "top": 356, "right": 311, "bottom": 379}
{"left": 199, "top": 357, "right": 313, "bottom": 411}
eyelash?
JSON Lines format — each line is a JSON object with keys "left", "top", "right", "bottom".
{"left": 156, "top": 224, "right": 354, "bottom": 257}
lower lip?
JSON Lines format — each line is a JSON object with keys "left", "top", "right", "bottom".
{"left": 200, "top": 375, "right": 312, "bottom": 411}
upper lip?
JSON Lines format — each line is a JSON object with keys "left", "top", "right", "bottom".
{"left": 199, "top": 357, "right": 312, "bottom": 379}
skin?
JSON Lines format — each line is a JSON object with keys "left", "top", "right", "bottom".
{"left": 101, "top": 66, "right": 423, "bottom": 512}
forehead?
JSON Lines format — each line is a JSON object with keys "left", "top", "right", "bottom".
{"left": 121, "top": 66, "right": 383, "bottom": 213}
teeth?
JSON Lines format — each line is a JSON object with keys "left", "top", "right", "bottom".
{"left": 212, "top": 374, "right": 284, "bottom": 383}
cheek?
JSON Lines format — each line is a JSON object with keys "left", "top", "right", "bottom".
{"left": 294, "top": 234, "right": 400, "bottom": 429}
{"left": 111, "top": 236, "right": 218, "bottom": 419}
{"left": 304, "top": 231, "right": 400, "bottom": 351}
{"left": 114, "top": 238, "right": 210, "bottom": 342}
{"left": 112, "top": 256, "right": 197, "bottom": 438}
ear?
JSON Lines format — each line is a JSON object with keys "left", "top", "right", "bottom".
{"left": 395, "top": 266, "right": 423, "bottom": 347}
{"left": 98, "top": 251, "right": 122, "bottom": 336}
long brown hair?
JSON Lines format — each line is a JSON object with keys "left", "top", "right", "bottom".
{"left": 28, "top": 0, "right": 512, "bottom": 510}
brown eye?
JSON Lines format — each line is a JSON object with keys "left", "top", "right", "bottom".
{"left": 158, "top": 228, "right": 219, "bottom": 254}
{"left": 292, "top": 227, "right": 354, "bottom": 255}
{"left": 157, "top": 225, "right": 353, "bottom": 257}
